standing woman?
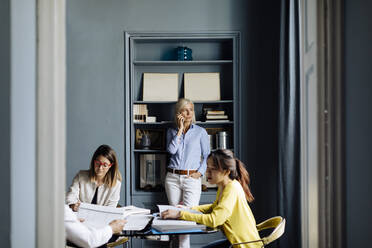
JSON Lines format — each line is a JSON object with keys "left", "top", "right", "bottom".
{"left": 165, "top": 98, "right": 210, "bottom": 248}
{"left": 66, "top": 144, "right": 122, "bottom": 211}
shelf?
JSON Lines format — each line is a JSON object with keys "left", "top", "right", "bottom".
{"left": 133, "top": 100, "right": 233, "bottom": 104}
{"left": 197, "top": 121, "right": 234, "bottom": 125}
{"left": 134, "top": 149, "right": 167, "bottom": 153}
{"left": 133, "top": 60, "right": 233, "bottom": 65}
{"left": 134, "top": 121, "right": 233, "bottom": 125}
{"left": 133, "top": 121, "right": 173, "bottom": 125}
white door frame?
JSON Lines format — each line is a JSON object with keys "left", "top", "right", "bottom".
{"left": 36, "top": 0, "right": 66, "bottom": 247}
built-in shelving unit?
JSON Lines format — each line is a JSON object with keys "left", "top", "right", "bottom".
{"left": 124, "top": 31, "right": 240, "bottom": 248}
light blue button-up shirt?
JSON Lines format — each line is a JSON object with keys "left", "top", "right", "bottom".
{"left": 166, "top": 124, "right": 210, "bottom": 175}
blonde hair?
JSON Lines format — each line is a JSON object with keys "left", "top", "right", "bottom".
{"left": 174, "top": 98, "right": 196, "bottom": 124}
{"left": 89, "top": 144, "right": 122, "bottom": 188}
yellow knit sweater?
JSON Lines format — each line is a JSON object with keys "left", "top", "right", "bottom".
{"left": 180, "top": 180, "right": 261, "bottom": 248}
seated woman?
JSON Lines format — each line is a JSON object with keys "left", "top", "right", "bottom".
{"left": 161, "top": 149, "right": 261, "bottom": 248}
{"left": 66, "top": 144, "right": 122, "bottom": 211}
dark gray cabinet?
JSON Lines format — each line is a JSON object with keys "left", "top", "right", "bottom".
{"left": 124, "top": 32, "right": 240, "bottom": 248}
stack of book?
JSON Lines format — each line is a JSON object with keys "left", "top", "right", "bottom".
{"left": 205, "top": 110, "right": 229, "bottom": 122}
{"left": 133, "top": 104, "right": 148, "bottom": 122}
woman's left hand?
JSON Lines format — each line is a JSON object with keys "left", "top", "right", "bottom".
{"left": 189, "top": 172, "right": 202, "bottom": 179}
{"left": 161, "top": 209, "right": 181, "bottom": 219}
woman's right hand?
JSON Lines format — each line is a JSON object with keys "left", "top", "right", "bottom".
{"left": 177, "top": 114, "right": 185, "bottom": 132}
{"left": 161, "top": 209, "right": 181, "bottom": 219}
{"left": 69, "top": 202, "right": 80, "bottom": 212}
{"left": 176, "top": 204, "right": 190, "bottom": 209}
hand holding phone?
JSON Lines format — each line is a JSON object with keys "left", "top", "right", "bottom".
{"left": 177, "top": 113, "right": 185, "bottom": 131}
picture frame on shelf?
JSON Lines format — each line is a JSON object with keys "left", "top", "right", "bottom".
{"left": 184, "top": 72, "right": 220, "bottom": 101}
{"left": 135, "top": 128, "right": 165, "bottom": 150}
{"left": 143, "top": 73, "right": 179, "bottom": 101}
{"left": 140, "top": 154, "right": 167, "bottom": 189}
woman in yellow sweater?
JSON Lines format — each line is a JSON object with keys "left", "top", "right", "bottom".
{"left": 161, "top": 149, "right": 261, "bottom": 248}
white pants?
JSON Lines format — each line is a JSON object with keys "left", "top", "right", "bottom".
{"left": 165, "top": 172, "right": 202, "bottom": 248}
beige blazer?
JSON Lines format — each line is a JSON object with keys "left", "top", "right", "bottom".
{"left": 66, "top": 170, "right": 121, "bottom": 207}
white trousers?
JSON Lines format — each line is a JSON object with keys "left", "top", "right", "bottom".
{"left": 165, "top": 172, "right": 202, "bottom": 248}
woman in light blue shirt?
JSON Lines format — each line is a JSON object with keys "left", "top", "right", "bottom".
{"left": 165, "top": 98, "right": 210, "bottom": 248}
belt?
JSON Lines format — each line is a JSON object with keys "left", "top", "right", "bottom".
{"left": 167, "top": 168, "right": 197, "bottom": 175}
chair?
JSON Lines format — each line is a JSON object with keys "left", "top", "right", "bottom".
{"left": 107, "top": 237, "right": 129, "bottom": 248}
{"left": 66, "top": 236, "right": 129, "bottom": 248}
{"left": 229, "top": 216, "right": 286, "bottom": 247}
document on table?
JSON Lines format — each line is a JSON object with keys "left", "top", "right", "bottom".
{"left": 123, "top": 214, "right": 153, "bottom": 231}
{"left": 119, "top": 205, "right": 151, "bottom": 218}
{"left": 77, "top": 203, "right": 152, "bottom": 231}
{"left": 78, "top": 203, "right": 124, "bottom": 229}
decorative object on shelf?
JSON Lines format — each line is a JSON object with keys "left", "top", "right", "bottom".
{"left": 146, "top": 116, "right": 157, "bottom": 123}
{"left": 206, "top": 127, "right": 226, "bottom": 150}
{"left": 176, "top": 46, "right": 193, "bottom": 61}
{"left": 208, "top": 134, "right": 214, "bottom": 150}
{"left": 135, "top": 129, "right": 165, "bottom": 150}
{"left": 143, "top": 73, "right": 178, "bottom": 101}
{"left": 140, "top": 132, "right": 151, "bottom": 149}
{"left": 216, "top": 131, "right": 229, "bottom": 149}
{"left": 184, "top": 72, "right": 220, "bottom": 101}
{"left": 133, "top": 104, "right": 148, "bottom": 122}
{"left": 140, "top": 154, "right": 166, "bottom": 189}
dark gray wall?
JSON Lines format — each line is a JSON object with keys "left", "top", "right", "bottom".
{"left": 66, "top": 0, "right": 280, "bottom": 222}
{"left": 345, "top": 0, "right": 372, "bottom": 247}
{"left": 0, "top": 0, "right": 11, "bottom": 247}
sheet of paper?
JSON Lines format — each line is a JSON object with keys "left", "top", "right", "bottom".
{"left": 123, "top": 214, "right": 153, "bottom": 231}
{"left": 157, "top": 205, "right": 202, "bottom": 215}
{"left": 119, "top": 205, "right": 151, "bottom": 218}
{"left": 77, "top": 203, "right": 124, "bottom": 229}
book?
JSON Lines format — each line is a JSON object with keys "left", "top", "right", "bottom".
{"left": 77, "top": 203, "right": 151, "bottom": 231}
{"left": 206, "top": 115, "right": 228, "bottom": 120}
{"left": 206, "top": 110, "right": 225, "bottom": 115}
{"left": 133, "top": 104, "right": 148, "bottom": 123}
{"left": 205, "top": 119, "right": 231, "bottom": 123}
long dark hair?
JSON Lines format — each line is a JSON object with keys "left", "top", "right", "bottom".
{"left": 89, "top": 144, "right": 122, "bottom": 187}
{"left": 208, "top": 149, "right": 254, "bottom": 202}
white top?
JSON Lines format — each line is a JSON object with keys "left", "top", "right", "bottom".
{"left": 66, "top": 170, "right": 121, "bottom": 207}
{"left": 65, "top": 205, "right": 113, "bottom": 248}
